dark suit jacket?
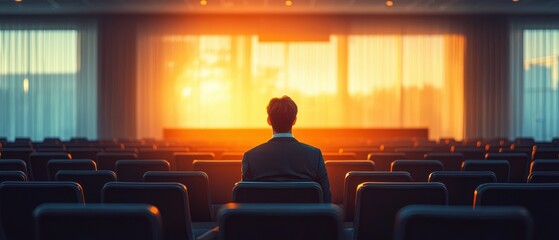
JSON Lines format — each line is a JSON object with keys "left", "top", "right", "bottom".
{"left": 242, "top": 137, "right": 332, "bottom": 203}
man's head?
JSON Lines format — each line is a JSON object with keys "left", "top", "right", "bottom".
{"left": 267, "top": 95, "right": 298, "bottom": 133}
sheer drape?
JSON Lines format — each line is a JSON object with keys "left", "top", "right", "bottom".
{"left": 136, "top": 19, "right": 465, "bottom": 140}
{"left": 0, "top": 19, "right": 97, "bottom": 141}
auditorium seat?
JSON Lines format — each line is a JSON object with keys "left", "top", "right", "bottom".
{"left": 475, "top": 183, "right": 559, "bottom": 240}
{"left": 530, "top": 160, "right": 559, "bottom": 174}
{"left": 528, "top": 171, "right": 559, "bottom": 183}
{"left": 67, "top": 148, "right": 103, "bottom": 162}
{"left": 533, "top": 148, "right": 559, "bottom": 160}
{"left": 0, "top": 182, "right": 84, "bottom": 240}
{"left": 96, "top": 152, "right": 137, "bottom": 171}
{"left": 232, "top": 182, "right": 323, "bottom": 203}
{"left": 47, "top": 159, "right": 96, "bottom": 181}
{"left": 486, "top": 153, "right": 530, "bottom": 183}
{"left": 0, "top": 159, "right": 27, "bottom": 174}
{"left": 35, "top": 146, "right": 66, "bottom": 152}
{"left": 220, "top": 152, "right": 245, "bottom": 160}
{"left": 174, "top": 152, "right": 215, "bottom": 171}
{"left": 353, "top": 182, "right": 447, "bottom": 240}
{"left": 451, "top": 147, "right": 486, "bottom": 160}
{"left": 367, "top": 153, "right": 406, "bottom": 171}
{"left": 322, "top": 152, "right": 357, "bottom": 160}
{"left": 424, "top": 153, "right": 465, "bottom": 171}
{"left": 143, "top": 171, "right": 213, "bottom": 221}
{"left": 116, "top": 160, "right": 170, "bottom": 182}
{"left": 339, "top": 147, "right": 380, "bottom": 159}
{"left": 102, "top": 182, "right": 200, "bottom": 240}
{"left": 428, "top": 171, "right": 496, "bottom": 205}
{"left": 138, "top": 149, "right": 182, "bottom": 170}
{"left": 34, "top": 203, "right": 163, "bottom": 240}
{"left": 0, "top": 171, "right": 27, "bottom": 182}
{"left": 391, "top": 160, "right": 444, "bottom": 182}
{"left": 343, "top": 171, "right": 412, "bottom": 222}
{"left": 394, "top": 205, "right": 533, "bottom": 240}
{"left": 193, "top": 160, "right": 242, "bottom": 204}
{"left": 28, "top": 152, "right": 72, "bottom": 181}
{"left": 55, "top": 170, "right": 117, "bottom": 203}
{"left": 395, "top": 148, "right": 433, "bottom": 160}
{"left": 0, "top": 148, "right": 35, "bottom": 163}
{"left": 217, "top": 203, "right": 343, "bottom": 240}
{"left": 461, "top": 160, "right": 510, "bottom": 182}
{"left": 325, "top": 160, "right": 375, "bottom": 203}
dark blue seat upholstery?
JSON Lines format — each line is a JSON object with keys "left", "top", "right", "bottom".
{"left": 528, "top": 171, "right": 559, "bottom": 183}
{"left": 47, "top": 159, "right": 96, "bottom": 181}
{"left": 429, "top": 171, "right": 496, "bottom": 205}
{"left": 0, "top": 171, "right": 27, "bottom": 182}
{"left": 529, "top": 160, "right": 559, "bottom": 174}
{"left": 424, "top": 153, "right": 465, "bottom": 171}
{"left": 367, "top": 153, "right": 406, "bottom": 171}
{"left": 461, "top": 160, "right": 510, "bottom": 182}
{"left": 115, "top": 160, "right": 170, "bottom": 182}
{"left": 0, "top": 159, "right": 27, "bottom": 175}
{"left": 193, "top": 160, "right": 242, "bottom": 204}
{"left": 28, "top": 152, "right": 72, "bottom": 181}
{"left": 174, "top": 152, "right": 215, "bottom": 171}
{"left": 96, "top": 152, "right": 137, "bottom": 171}
{"left": 55, "top": 170, "right": 116, "bottom": 203}
{"left": 232, "top": 182, "right": 323, "bottom": 203}
{"left": 486, "top": 153, "right": 530, "bottom": 183}
{"left": 391, "top": 160, "right": 444, "bottom": 182}
{"left": 325, "top": 160, "right": 375, "bottom": 204}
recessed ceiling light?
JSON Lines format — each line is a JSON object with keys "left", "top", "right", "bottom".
{"left": 285, "top": 0, "right": 293, "bottom": 6}
{"left": 386, "top": 0, "right": 394, "bottom": 7}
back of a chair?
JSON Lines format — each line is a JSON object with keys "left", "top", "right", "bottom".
{"left": 325, "top": 160, "right": 375, "bottom": 203}
{"left": 55, "top": 170, "right": 117, "bottom": 203}
{"left": 193, "top": 160, "right": 242, "bottom": 204}
{"left": 530, "top": 160, "right": 559, "bottom": 174}
{"left": 343, "top": 171, "right": 412, "bottom": 221}
{"left": 424, "top": 153, "right": 465, "bottom": 171}
{"left": 354, "top": 182, "right": 447, "bottom": 240}
{"left": 475, "top": 183, "right": 559, "bottom": 240}
{"left": 533, "top": 148, "right": 559, "bottom": 160}
{"left": 368, "top": 153, "right": 406, "bottom": 171}
{"left": 138, "top": 149, "right": 179, "bottom": 170}
{"left": 429, "top": 171, "right": 496, "bottom": 205}
{"left": 34, "top": 203, "right": 162, "bottom": 240}
{"left": 233, "top": 182, "right": 323, "bottom": 203}
{"left": 394, "top": 205, "right": 533, "bottom": 240}
{"left": 0, "top": 181, "right": 84, "bottom": 240}
{"left": 396, "top": 148, "right": 433, "bottom": 160}
{"left": 102, "top": 182, "right": 193, "bottom": 240}
{"left": 96, "top": 152, "right": 138, "bottom": 171}
{"left": 220, "top": 152, "right": 245, "bottom": 160}
{"left": 219, "top": 203, "right": 343, "bottom": 240}
{"left": 66, "top": 148, "right": 103, "bottom": 162}
{"left": 116, "top": 160, "right": 170, "bottom": 182}
{"left": 0, "top": 171, "right": 27, "bottom": 182}
{"left": 0, "top": 159, "right": 27, "bottom": 174}
{"left": 28, "top": 152, "right": 71, "bottom": 181}
{"left": 174, "top": 152, "right": 215, "bottom": 171}
{"left": 528, "top": 171, "right": 559, "bottom": 183}
{"left": 47, "top": 159, "right": 96, "bottom": 181}
{"left": 461, "top": 160, "right": 511, "bottom": 183}
{"left": 0, "top": 148, "right": 35, "bottom": 162}
{"left": 486, "top": 153, "right": 530, "bottom": 183}
{"left": 391, "top": 160, "right": 444, "bottom": 182}
{"left": 143, "top": 171, "right": 213, "bottom": 221}
{"left": 452, "top": 147, "right": 486, "bottom": 160}
{"left": 322, "top": 153, "right": 357, "bottom": 160}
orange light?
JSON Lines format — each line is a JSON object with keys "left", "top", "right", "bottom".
{"left": 386, "top": 0, "right": 393, "bottom": 6}
{"left": 200, "top": 0, "right": 207, "bottom": 5}
{"left": 148, "top": 206, "right": 160, "bottom": 215}
{"left": 512, "top": 0, "right": 519, "bottom": 2}
{"left": 15, "top": 0, "right": 22, "bottom": 2}
{"left": 285, "top": 0, "right": 293, "bottom": 6}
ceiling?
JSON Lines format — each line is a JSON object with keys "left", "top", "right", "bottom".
{"left": 1, "top": 0, "right": 559, "bottom": 14}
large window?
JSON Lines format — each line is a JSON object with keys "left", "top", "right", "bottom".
{"left": 0, "top": 21, "right": 97, "bottom": 140}
{"left": 137, "top": 31, "right": 464, "bottom": 139}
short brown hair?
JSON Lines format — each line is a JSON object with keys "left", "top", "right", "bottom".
{"left": 267, "top": 96, "right": 298, "bottom": 133}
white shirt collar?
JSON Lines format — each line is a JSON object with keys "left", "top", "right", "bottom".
{"left": 272, "top": 132, "right": 294, "bottom": 138}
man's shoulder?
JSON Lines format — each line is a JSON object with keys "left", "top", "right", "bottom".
{"left": 245, "top": 139, "right": 321, "bottom": 155}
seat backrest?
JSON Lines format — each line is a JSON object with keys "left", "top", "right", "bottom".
{"left": 28, "top": 152, "right": 72, "bottom": 181}
{"left": 193, "top": 160, "right": 242, "bottom": 204}
{"left": 138, "top": 149, "right": 178, "bottom": 170}
{"left": 34, "top": 203, "right": 162, "bottom": 240}
{"left": 461, "top": 160, "right": 511, "bottom": 183}
{"left": 96, "top": 152, "right": 138, "bottom": 171}
{"left": 339, "top": 148, "right": 380, "bottom": 159}
{"left": 528, "top": 171, "right": 559, "bottom": 183}
{"left": 47, "top": 159, "right": 96, "bottom": 181}
{"left": 530, "top": 160, "right": 559, "bottom": 174}
{"left": 325, "top": 160, "right": 375, "bottom": 204}
{"left": 322, "top": 153, "right": 357, "bottom": 160}
{"left": 0, "top": 159, "right": 27, "bottom": 174}
{"left": 219, "top": 203, "right": 343, "bottom": 240}
{"left": 367, "top": 153, "right": 406, "bottom": 171}
{"left": 67, "top": 148, "right": 103, "bottom": 162}
{"left": 0, "top": 181, "right": 84, "bottom": 240}
{"left": 143, "top": 171, "right": 213, "bottom": 221}
{"left": 394, "top": 205, "right": 533, "bottom": 240}
{"left": 452, "top": 147, "right": 486, "bottom": 160}
{"left": 391, "top": 160, "right": 444, "bottom": 182}
{"left": 424, "top": 153, "right": 465, "bottom": 171}
{"left": 220, "top": 152, "right": 245, "bottom": 160}
{"left": 354, "top": 182, "right": 447, "bottom": 240}
{"left": 428, "top": 171, "right": 496, "bottom": 205}
{"left": 475, "top": 183, "right": 559, "bottom": 240}
{"left": 102, "top": 182, "right": 193, "bottom": 240}
{"left": 343, "top": 171, "right": 412, "bottom": 221}
{"left": 533, "top": 148, "right": 559, "bottom": 160}
{"left": 0, "top": 148, "right": 35, "bottom": 163}
{"left": 232, "top": 182, "right": 323, "bottom": 203}
{"left": 55, "top": 170, "right": 117, "bottom": 203}
{"left": 116, "top": 160, "right": 170, "bottom": 182}
{"left": 0, "top": 171, "right": 27, "bottom": 182}
{"left": 174, "top": 152, "right": 215, "bottom": 171}
{"left": 486, "top": 153, "right": 530, "bottom": 183}
{"left": 395, "top": 148, "right": 433, "bottom": 160}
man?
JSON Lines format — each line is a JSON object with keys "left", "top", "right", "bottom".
{"left": 242, "top": 95, "right": 332, "bottom": 203}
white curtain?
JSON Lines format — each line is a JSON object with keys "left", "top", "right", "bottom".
{"left": 136, "top": 20, "right": 464, "bottom": 140}
{"left": 0, "top": 19, "right": 97, "bottom": 141}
